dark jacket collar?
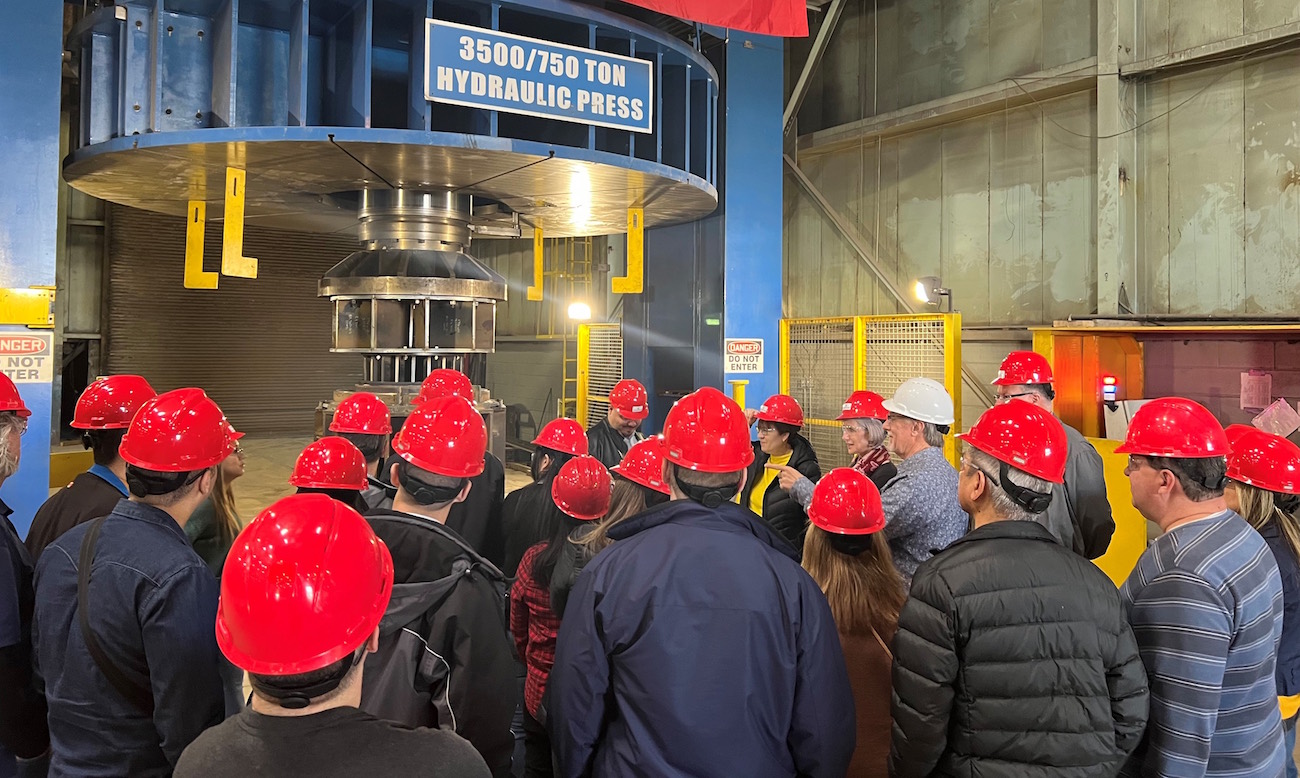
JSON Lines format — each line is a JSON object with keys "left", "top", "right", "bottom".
{"left": 366, "top": 507, "right": 505, "bottom": 579}
{"left": 608, "top": 498, "right": 801, "bottom": 562}
{"left": 114, "top": 498, "right": 191, "bottom": 543}
{"left": 946, "top": 518, "right": 1056, "bottom": 549}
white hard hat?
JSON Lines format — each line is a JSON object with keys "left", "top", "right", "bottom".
{"left": 882, "top": 377, "right": 955, "bottom": 426}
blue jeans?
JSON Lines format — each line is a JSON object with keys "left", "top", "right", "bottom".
{"left": 1286, "top": 714, "right": 1298, "bottom": 778}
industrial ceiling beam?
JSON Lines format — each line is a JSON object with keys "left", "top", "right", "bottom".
{"left": 782, "top": 153, "right": 999, "bottom": 409}
{"left": 783, "top": 0, "right": 847, "bottom": 136}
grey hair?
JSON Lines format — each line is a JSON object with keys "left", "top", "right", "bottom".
{"left": 0, "top": 413, "right": 23, "bottom": 480}
{"left": 922, "top": 422, "right": 947, "bottom": 449}
{"left": 966, "top": 447, "right": 1054, "bottom": 522}
{"left": 846, "top": 418, "right": 887, "bottom": 448}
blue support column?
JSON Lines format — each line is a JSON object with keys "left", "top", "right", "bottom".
{"left": 0, "top": 5, "right": 63, "bottom": 537}
{"left": 722, "top": 33, "right": 783, "bottom": 407}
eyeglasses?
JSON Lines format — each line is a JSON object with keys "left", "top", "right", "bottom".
{"left": 15, "top": 421, "right": 26, "bottom": 437}
{"left": 841, "top": 424, "right": 865, "bottom": 434}
{"left": 756, "top": 422, "right": 779, "bottom": 435}
{"left": 995, "top": 391, "right": 1036, "bottom": 404}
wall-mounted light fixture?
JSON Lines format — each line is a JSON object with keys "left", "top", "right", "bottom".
{"left": 913, "top": 275, "right": 952, "bottom": 312}
{"left": 567, "top": 301, "right": 592, "bottom": 321}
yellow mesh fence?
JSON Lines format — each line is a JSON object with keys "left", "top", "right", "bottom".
{"left": 782, "top": 314, "right": 963, "bottom": 467}
{"left": 577, "top": 323, "right": 624, "bottom": 429}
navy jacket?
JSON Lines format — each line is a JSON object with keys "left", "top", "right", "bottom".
{"left": 33, "top": 499, "right": 224, "bottom": 777}
{"left": 549, "top": 499, "right": 856, "bottom": 778}
{"left": 1259, "top": 520, "right": 1300, "bottom": 697}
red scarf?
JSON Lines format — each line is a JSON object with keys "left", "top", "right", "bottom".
{"left": 853, "top": 447, "right": 891, "bottom": 476}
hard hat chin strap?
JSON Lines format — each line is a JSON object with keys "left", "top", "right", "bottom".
{"left": 396, "top": 462, "right": 466, "bottom": 506}
{"left": 672, "top": 471, "right": 739, "bottom": 509}
{"left": 997, "top": 461, "right": 1052, "bottom": 515}
{"left": 252, "top": 648, "right": 365, "bottom": 710}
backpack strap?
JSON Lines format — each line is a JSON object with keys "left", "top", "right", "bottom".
{"left": 78, "top": 517, "right": 155, "bottom": 714}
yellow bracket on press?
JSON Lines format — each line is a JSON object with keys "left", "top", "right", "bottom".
{"left": 0, "top": 287, "right": 55, "bottom": 328}
{"left": 183, "top": 201, "right": 218, "bottom": 289}
{"left": 611, "top": 207, "right": 644, "bottom": 294}
{"left": 527, "top": 224, "right": 544, "bottom": 302}
{"left": 221, "top": 167, "right": 258, "bottom": 279}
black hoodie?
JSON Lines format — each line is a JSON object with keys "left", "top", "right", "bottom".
{"left": 360, "top": 509, "right": 517, "bottom": 778}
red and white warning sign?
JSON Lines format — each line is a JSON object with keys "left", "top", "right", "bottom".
{"left": 725, "top": 338, "right": 764, "bottom": 373}
{"left": 0, "top": 331, "right": 53, "bottom": 384}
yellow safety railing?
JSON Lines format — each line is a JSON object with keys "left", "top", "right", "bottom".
{"left": 780, "top": 313, "right": 963, "bottom": 467}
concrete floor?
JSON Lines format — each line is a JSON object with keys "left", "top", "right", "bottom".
{"left": 232, "top": 435, "right": 533, "bottom": 522}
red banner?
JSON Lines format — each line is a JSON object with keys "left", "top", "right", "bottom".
{"left": 620, "top": 0, "right": 808, "bottom": 38}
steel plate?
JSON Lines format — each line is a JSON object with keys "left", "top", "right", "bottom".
{"left": 62, "top": 127, "right": 718, "bottom": 237}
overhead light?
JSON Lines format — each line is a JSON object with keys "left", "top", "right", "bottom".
{"left": 913, "top": 275, "right": 953, "bottom": 312}
{"left": 568, "top": 301, "right": 592, "bottom": 321}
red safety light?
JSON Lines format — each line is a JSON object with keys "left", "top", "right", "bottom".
{"left": 1102, "top": 375, "right": 1119, "bottom": 403}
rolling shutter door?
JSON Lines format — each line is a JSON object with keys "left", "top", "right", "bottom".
{"left": 106, "top": 205, "right": 363, "bottom": 434}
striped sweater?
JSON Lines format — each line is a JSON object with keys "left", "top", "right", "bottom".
{"left": 1119, "top": 510, "right": 1285, "bottom": 778}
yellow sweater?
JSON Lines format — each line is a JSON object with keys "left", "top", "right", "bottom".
{"left": 749, "top": 452, "right": 790, "bottom": 516}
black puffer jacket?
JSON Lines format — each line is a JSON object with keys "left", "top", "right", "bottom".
{"left": 740, "top": 433, "right": 821, "bottom": 555}
{"left": 890, "top": 520, "right": 1149, "bottom": 778}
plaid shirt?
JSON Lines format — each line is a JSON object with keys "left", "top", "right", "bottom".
{"left": 511, "top": 543, "right": 562, "bottom": 718}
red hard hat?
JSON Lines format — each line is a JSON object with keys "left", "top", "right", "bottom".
{"left": 392, "top": 396, "right": 486, "bottom": 478}
{"left": 662, "top": 387, "right": 755, "bottom": 473}
{"left": 608, "top": 380, "right": 650, "bottom": 421}
{"left": 755, "top": 394, "right": 804, "bottom": 427}
{"left": 1226, "top": 426, "right": 1300, "bottom": 495}
{"left": 329, "top": 392, "right": 392, "bottom": 435}
{"left": 532, "top": 418, "right": 588, "bottom": 457}
{"left": 216, "top": 493, "right": 394, "bottom": 676}
{"left": 1225, "top": 424, "right": 1256, "bottom": 449}
{"left": 290, "top": 437, "right": 368, "bottom": 491}
{"left": 612, "top": 436, "right": 671, "bottom": 495}
{"left": 552, "top": 455, "right": 613, "bottom": 521}
{"left": 808, "top": 468, "right": 885, "bottom": 535}
{"left": 119, "top": 388, "right": 236, "bottom": 472}
{"left": 835, "top": 391, "right": 887, "bottom": 422}
{"left": 958, "top": 401, "right": 1068, "bottom": 482}
{"left": 992, "top": 351, "right": 1054, "bottom": 386}
{"left": 1114, "top": 397, "right": 1229, "bottom": 459}
{"left": 71, "top": 375, "right": 156, "bottom": 430}
{"left": 416, "top": 369, "right": 474, "bottom": 405}
{"left": 0, "top": 373, "right": 30, "bottom": 419}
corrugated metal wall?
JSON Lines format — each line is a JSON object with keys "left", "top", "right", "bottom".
{"left": 790, "top": 0, "right": 1096, "bottom": 134}
{"left": 789, "top": 0, "right": 1300, "bottom": 324}
{"left": 785, "top": 92, "right": 1097, "bottom": 325}
{"left": 106, "top": 205, "right": 362, "bottom": 434}
{"left": 1138, "top": 54, "right": 1300, "bottom": 314}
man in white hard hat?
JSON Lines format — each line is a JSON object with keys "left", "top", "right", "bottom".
{"left": 879, "top": 377, "right": 969, "bottom": 583}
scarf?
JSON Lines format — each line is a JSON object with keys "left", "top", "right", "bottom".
{"left": 853, "top": 446, "right": 891, "bottom": 476}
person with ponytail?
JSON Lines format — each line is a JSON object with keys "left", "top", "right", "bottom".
{"left": 800, "top": 468, "right": 904, "bottom": 776}
{"left": 1224, "top": 424, "right": 1300, "bottom": 777}
{"left": 510, "top": 456, "right": 611, "bottom": 778}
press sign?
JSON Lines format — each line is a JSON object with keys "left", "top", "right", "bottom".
{"left": 725, "top": 339, "right": 764, "bottom": 373}
{"left": 0, "top": 331, "right": 52, "bottom": 383}
{"left": 425, "top": 19, "right": 654, "bottom": 134}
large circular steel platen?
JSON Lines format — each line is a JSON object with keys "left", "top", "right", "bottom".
{"left": 62, "top": 127, "right": 716, "bottom": 237}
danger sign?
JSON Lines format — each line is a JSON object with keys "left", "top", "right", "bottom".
{"left": 0, "top": 331, "right": 53, "bottom": 384}
{"left": 725, "top": 338, "right": 764, "bottom": 373}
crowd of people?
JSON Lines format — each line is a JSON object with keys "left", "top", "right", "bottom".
{"left": 0, "top": 352, "right": 1297, "bottom": 778}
